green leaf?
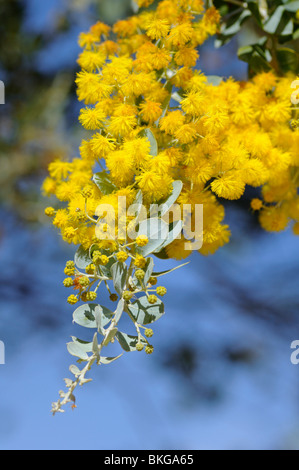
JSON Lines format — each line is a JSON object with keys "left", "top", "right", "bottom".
{"left": 136, "top": 218, "right": 169, "bottom": 257}
{"left": 277, "top": 47, "right": 299, "bottom": 73}
{"left": 67, "top": 337, "right": 93, "bottom": 361}
{"left": 93, "top": 171, "right": 117, "bottom": 195}
{"left": 284, "top": 1, "right": 299, "bottom": 12}
{"left": 131, "top": 0, "right": 139, "bottom": 13}
{"left": 127, "top": 296, "right": 165, "bottom": 325}
{"left": 263, "top": 5, "right": 285, "bottom": 33}
{"left": 293, "top": 27, "right": 299, "bottom": 40}
{"left": 279, "top": 17, "right": 294, "bottom": 36}
{"left": 206, "top": 75, "right": 223, "bottom": 86}
{"left": 154, "top": 247, "right": 170, "bottom": 260}
{"left": 248, "top": 53, "right": 272, "bottom": 73}
{"left": 75, "top": 245, "right": 91, "bottom": 270}
{"left": 73, "top": 303, "right": 113, "bottom": 329}
{"left": 116, "top": 332, "right": 147, "bottom": 352}
{"left": 141, "top": 128, "right": 158, "bottom": 156}
{"left": 111, "top": 262, "right": 128, "bottom": 296}
{"left": 246, "top": 0, "right": 263, "bottom": 25}
{"left": 238, "top": 44, "right": 272, "bottom": 73}
{"left": 221, "top": 9, "right": 251, "bottom": 36}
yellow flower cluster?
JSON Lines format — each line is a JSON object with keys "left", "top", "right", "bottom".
{"left": 44, "top": 0, "right": 299, "bottom": 261}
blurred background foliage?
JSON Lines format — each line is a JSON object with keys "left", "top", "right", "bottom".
{"left": 1, "top": 0, "right": 299, "bottom": 450}
{"left": 0, "top": 0, "right": 132, "bottom": 221}
{"left": 215, "top": 0, "right": 299, "bottom": 76}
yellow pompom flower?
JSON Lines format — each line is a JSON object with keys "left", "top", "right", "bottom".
{"left": 53, "top": 209, "right": 69, "bottom": 229}
{"left": 45, "top": 207, "right": 55, "bottom": 217}
{"left": 160, "top": 111, "right": 185, "bottom": 135}
{"left": 90, "top": 134, "right": 116, "bottom": 158}
{"left": 293, "top": 222, "right": 299, "bottom": 235}
{"left": 251, "top": 199, "right": 263, "bottom": 211}
{"left": 79, "top": 107, "right": 106, "bottom": 130}
{"left": 136, "top": 235, "right": 149, "bottom": 247}
{"left": 139, "top": 100, "right": 163, "bottom": 123}
{"left": 168, "top": 22, "right": 194, "bottom": 47}
{"left": 146, "top": 18, "right": 170, "bottom": 39}
{"left": 211, "top": 172, "right": 246, "bottom": 200}
{"left": 42, "top": 177, "right": 56, "bottom": 196}
{"left": 259, "top": 207, "right": 289, "bottom": 232}
{"left": 116, "top": 251, "right": 129, "bottom": 263}
{"left": 108, "top": 115, "right": 137, "bottom": 137}
{"left": 106, "top": 150, "right": 135, "bottom": 186}
{"left": 77, "top": 50, "right": 106, "bottom": 72}
{"left": 181, "top": 91, "right": 205, "bottom": 117}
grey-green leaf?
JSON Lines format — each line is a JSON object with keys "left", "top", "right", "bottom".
{"left": 93, "top": 171, "right": 117, "bottom": 195}
{"left": 144, "top": 257, "right": 154, "bottom": 286}
{"left": 67, "top": 338, "right": 93, "bottom": 360}
{"left": 263, "top": 5, "right": 285, "bottom": 34}
{"left": 69, "top": 364, "right": 81, "bottom": 377}
{"left": 284, "top": 1, "right": 299, "bottom": 12}
{"left": 92, "top": 333, "right": 99, "bottom": 355}
{"left": 114, "top": 299, "right": 125, "bottom": 324}
{"left": 152, "top": 261, "right": 189, "bottom": 278}
{"left": 206, "top": 75, "right": 223, "bottom": 86}
{"left": 100, "top": 354, "right": 123, "bottom": 365}
{"left": 136, "top": 218, "right": 169, "bottom": 257}
{"left": 277, "top": 47, "right": 299, "bottom": 73}
{"left": 75, "top": 245, "right": 91, "bottom": 270}
{"left": 127, "top": 296, "right": 165, "bottom": 325}
{"left": 158, "top": 220, "right": 183, "bottom": 251}
{"left": 116, "top": 332, "right": 147, "bottom": 352}
{"left": 159, "top": 180, "right": 183, "bottom": 217}
{"left": 142, "top": 128, "right": 158, "bottom": 156}
{"left": 111, "top": 262, "right": 128, "bottom": 296}
{"left": 103, "top": 327, "right": 118, "bottom": 346}
{"left": 73, "top": 303, "right": 113, "bottom": 329}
